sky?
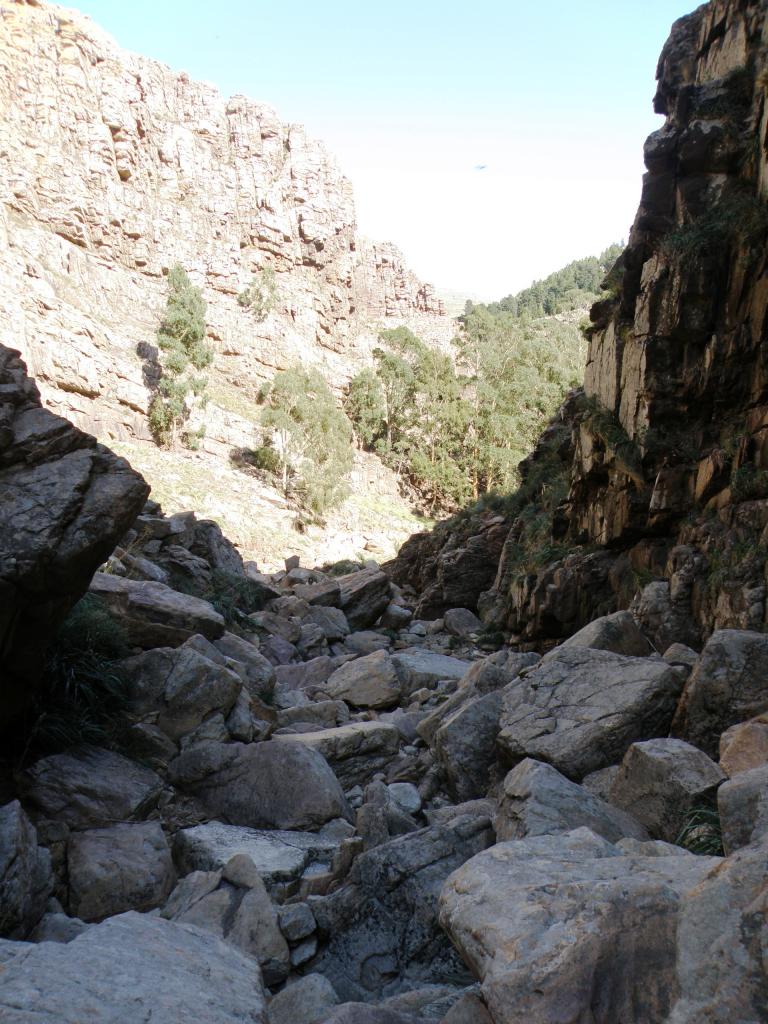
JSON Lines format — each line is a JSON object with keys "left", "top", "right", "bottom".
{"left": 70, "top": 1, "right": 696, "bottom": 300}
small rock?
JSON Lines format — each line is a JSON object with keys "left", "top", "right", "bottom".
{"left": 290, "top": 934, "right": 318, "bottom": 966}
{"left": 278, "top": 901, "right": 316, "bottom": 942}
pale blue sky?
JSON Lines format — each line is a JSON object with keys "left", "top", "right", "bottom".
{"left": 70, "top": 1, "right": 696, "bottom": 298}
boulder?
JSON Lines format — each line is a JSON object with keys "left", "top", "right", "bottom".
{"left": 17, "top": 747, "right": 163, "bottom": 830}
{"left": 444, "top": 608, "right": 482, "bottom": 638}
{"left": 67, "top": 821, "right": 176, "bottom": 921}
{"left": 294, "top": 579, "right": 342, "bottom": 607}
{"left": 274, "top": 722, "right": 400, "bottom": 789}
{"left": 322, "top": 1005, "right": 421, "bottom": 1024}
{"left": 0, "top": 911, "right": 268, "bottom": 1023}
{"left": 439, "top": 828, "right": 719, "bottom": 1024}
{"left": 268, "top": 973, "right": 339, "bottom": 1024}
{"left": 89, "top": 572, "right": 225, "bottom": 648}
{"left": 718, "top": 712, "right": 768, "bottom": 776}
{"left": 391, "top": 649, "right": 470, "bottom": 694}
{"left": 0, "top": 801, "right": 52, "bottom": 939}
{"left": 343, "top": 631, "right": 391, "bottom": 656}
{"left": 277, "top": 901, "right": 316, "bottom": 941}
{"left": 174, "top": 821, "right": 346, "bottom": 893}
{"left": 433, "top": 690, "right": 506, "bottom": 801}
{"left": 668, "top": 837, "right": 768, "bottom": 1023}
{"left": 162, "top": 862, "right": 289, "bottom": 985}
{"left": 169, "top": 740, "right": 350, "bottom": 830}
{"left": 214, "top": 632, "right": 275, "bottom": 701}
{"left": 275, "top": 656, "right": 337, "bottom": 693}
{"left": 608, "top": 738, "right": 725, "bottom": 842}
{"left": 304, "top": 606, "right": 350, "bottom": 640}
{"left": 549, "top": 610, "right": 652, "bottom": 658}
{"left": 497, "top": 647, "right": 685, "bottom": 780}
{"left": 0, "top": 345, "right": 148, "bottom": 728}
{"left": 336, "top": 568, "right": 391, "bottom": 629}
{"left": 717, "top": 763, "right": 768, "bottom": 853}
{"left": 496, "top": 758, "right": 649, "bottom": 843}
{"left": 442, "top": 992, "right": 494, "bottom": 1024}
{"left": 119, "top": 643, "right": 241, "bottom": 741}
{"left": 672, "top": 629, "right": 768, "bottom": 757}
{"left": 309, "top": 816, "right": 493, "bottom": 1003}
{"left": 324, "top": 650, "right": 402, "bottom": 709}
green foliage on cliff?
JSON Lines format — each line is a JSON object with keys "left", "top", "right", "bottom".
{"left": 149, "top": 264, "right": 212, "bottom": 448}
{"left": 238, "top": 265, "right": 278, "bottom": 322}
{"left": 259, "top": 366, "right": 354, "bottom": 517}
{"left": 468, "top": 243, "right": 624, "bottom": 320}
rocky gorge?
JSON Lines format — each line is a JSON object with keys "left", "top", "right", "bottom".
{"left": 2, "top": 0, "right": 768, "bottom": 1022}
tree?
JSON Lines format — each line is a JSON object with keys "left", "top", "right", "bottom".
{"left": 238, "top": 266, "right": 278, "bottom": 322}
{"left": 260, "top": 366, "right": 354, "bottom": 517}
{"left": 148, "top": 264, "right": 212, "bottom": 447}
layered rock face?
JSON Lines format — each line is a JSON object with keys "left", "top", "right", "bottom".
{"left": 0, "top": 0, "right": 449, "bottom": 455}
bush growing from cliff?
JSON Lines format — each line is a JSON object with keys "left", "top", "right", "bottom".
{"left": 259, "top": 366, "right": 354, "bottom": 517}
{"left": 238, "top": 266, "right": 278, "bottom": 322}
{"left": 149, "top": 264, "right": 212, "bottom": 448}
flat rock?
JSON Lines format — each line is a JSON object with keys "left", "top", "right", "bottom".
{"left": 168, "top": 739, "right": 350, "bottom": 830}
{"left": 274, "top": 722, "right": 400, "bottom": 789}
{"left": 497, "top": 647, "right": 685, "bottom": 780}
{"left": 608, "top": 738, "right": 725, "bottom": 843}
{"left": 0, "top": 801, "right": 52, "bottom": 939}
{"left": 324, "top": 650, "right": 402, "bottom": 709}
{"left": 0, "top": 911, "right": 268, "bottom": 1023}
{"left": 295, "top": 579, "right": 342, "bottom": 607}
{"left": 717, "top": 763, "right": 768, "bottom": 853}
{"left": 672, "top": 629, "right": 768, "bottom": 757}
{"left": 68, "top": 821, "right": 176, "bottom": 921}
{"left": 439, "top": 828, "right": 719, "bottom": 1024}
{"left": 89, "top": 572, "right": 225, "bottom": 647}
{"left": 392, "top": 648, "right": 470, "bottom": 694}
{"left": 497, "top": 758, "right": 649, "bottom": 843}
{"left": 174, "top": 821, "right": 344, "bottom": 891}
{"left": 18, "top": 746, "right": 163, "bottom": 830}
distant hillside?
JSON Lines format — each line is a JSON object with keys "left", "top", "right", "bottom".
{"left": 467, "top": 243, "right": 624, "bottom": 320}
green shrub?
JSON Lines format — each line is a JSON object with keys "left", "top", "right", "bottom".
{"left": 19, "top": 595, "right": 131, "bottom": 764}
{"left": 662, "top": 190, "right": 768, "bottom": 260}
{"left": 676, "top": 804, "right": 723, "bottom": 856}
{"left": 238, "top": 266, "right": 278, "bottom": 322}
{"left": 149, "top": 264, "right": 212, "bottom": 447}
{"left": 730, "top": 464, "right": 768, "bottom": 502}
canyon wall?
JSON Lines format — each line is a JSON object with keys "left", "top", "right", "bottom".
{"left": 0, "top": 0, "right": 451, "bottom": 459}
{"left": 393, "top": 0, "right": 768, "bottom": 649}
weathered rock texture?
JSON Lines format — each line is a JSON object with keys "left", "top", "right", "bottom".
{"left": 0, "top": 0, "right": 449, "bottom": 460}
{"left": 0, "top": 345, "right": 148, "bottom": 725}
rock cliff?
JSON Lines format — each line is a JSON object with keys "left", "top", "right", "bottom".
{"left": 394, "top": 0, "right": 768, "bottom": 651}
{"left": 0, "top": 0, "right": 450, "bottom": 455}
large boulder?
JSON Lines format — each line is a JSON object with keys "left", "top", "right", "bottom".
{"left": 668, "top": 837, "right": 768, "bottom": 1023}
{"left": 672, "top": 629, "right": 768, "bottom": 757}
{"left": 67, "top": 821, "right": 176, "bottom": 921}
{"left": 433, "top": 690, "right": 506, "bottom": 801}
{"left": 608, "top": 738, "right": 725, "bottom": 842}
{"left": 268, "top": 973, "right": 339, "bottom": 1024}
{"left": 323, "top": 651, "right": 402, "bottom": 710}
{"left": 309, "top": 816, "right": 494, "bottom": 1003}
{"left": 0, "top": 346, "right": 149, "bottom": 727}
{"left": 119, "top": 642, "right": 242, "bottom": 741}
{"left": 274, "top": 723, "right": 400, "bottom": 789}
{"left": 497, "top": 647, "right": 685, "bottom": 780}
{"left": 439, "top": 828, "right": 720, "bottom": 1024}
{"left": 17, "top": 747, "right": 163, "bottom": 830}
{"left": 214, "top": 632, "right": 275, "bottom": 701}
{"left": 717, "top": 763, "right": 768, "bottom": 853}
{"left": 549, "top": 610, "right": 652, "bottom": 658}
{"left": 496, "top": 758, "right": 649, "bottom": 844}
{"left": 168, "top": 740, "right": 350, "bottom": 830}
{"left": 391, "top": 649, "right": 470, "bottom": 694}
{"left": 336, "top": 568, "right": 391, "bottom": 629}
{"left": 0, "top": 801, "right": 52, "bottom": 939}
{"left": 89, "top": 572, "right": 225, "bottom": 648}
{"left": 0, "top": 911, "right": 268, "bottom": 1023}
{"left": 719, "top": 712, "right": 768, "bottom": 776}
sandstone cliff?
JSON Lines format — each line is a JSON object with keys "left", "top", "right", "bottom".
{"left": 392, "top": 0, "right": 768, "bottom": 650}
